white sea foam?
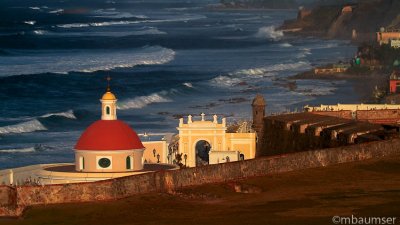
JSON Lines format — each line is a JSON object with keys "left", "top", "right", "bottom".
{"left": 183, "top": 82, "right": 193, "bottom": 88}
{"left": 0, "top": 147, "right": 35, "bottom": 153}
{"left": 90, "top": 21, "right": 140, "bottom": 27}
{"left": 118, "top": 92, "right": 172, "bottom": 110}
{"left": 49, "top": 9, "right": 64, "bottom": 14}
{"left": 0, "top": 120, "right": 47, "bottom": 135}
{"left": 232, "top": 68, "right": 276, "bottom": 77}
{"left": 57, "top": 21, "right": 140, "bottom": 28}
{"left": 24, "top": 21, "right": 36, "bottom": 25}
{"left": 211, "top": 75, "right": 242, "bottom": 87}
{"left": 133, "top": 27, "right": 166, "bottom": 35}
{"left": 297, "top": 47, "right": 312, "bottom": 58}
{"left": 33, "top": 27, "right": 165, "bottom": 37}
{"left": 0, "top": 46, "right": 175, "bottom": 76}
{"left": 264, "top": 61, "right": 310, "bottom": 72}
{"left": 33, "top": 30, "right": 47, "bottom": 35}
{"left": 234, "top": 16, "right": 267, "bottom": 21}
{"left": 57, "top": 23, "right": 91, "bottom": 28}
{"left": 166, "top": 7, "right": 203, "bottom": 11}
{"left": 311, "top": 43, "right": 339, "bottom": 49}
{"left": 296, "top": 85, "right": 337, "bottom": 96}
{"left": 40, "top": 110, "right": 76, "bottom": 119}
{"left": 29, "top": 7, "right": 40, "bottom": 10}
{"left": 233, "top": 62, "right": 310, "bottom": 78}
{"left": 57, "top": 14, "right": 206, "bottom": 29}
{"left": 280, "top": 42, "right": 293, "bottom": 48}
{"left": 92, "top": 9, "right": 147, "bottom": 19}
{"left": 295, "top": 79, "right": 342, "bottom": 96}
{"left": 255, "top": 26, "right": 284, "bottom": 41}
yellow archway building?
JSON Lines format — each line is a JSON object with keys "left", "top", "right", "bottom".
{"left": 177, "top": 113, "right": 256, "bottom": 167}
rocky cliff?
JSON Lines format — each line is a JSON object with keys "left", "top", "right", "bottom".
{"left": 281, "top": 0, "right": 400, "bottom": 41}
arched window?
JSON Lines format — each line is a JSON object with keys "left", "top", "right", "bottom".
{"left": 126, "top": 156, "right": 131, "bottom": 169}
{"left": 106, "top": 106, "right": 111, "bottom": 115}
{"left": 79, "top": 156, "right": 85, "bottom": 170}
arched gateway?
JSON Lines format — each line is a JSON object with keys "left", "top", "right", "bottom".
{"left": 177, "top": 113, "right": 256, "bottom": 167}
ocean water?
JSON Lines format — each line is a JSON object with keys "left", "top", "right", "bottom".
{"left": 0, "top": 0, "right": 358, "bottom": 169}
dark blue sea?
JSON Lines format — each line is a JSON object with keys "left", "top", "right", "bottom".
{"left": 0, "top": 0, "right": 358, "bottom": 169}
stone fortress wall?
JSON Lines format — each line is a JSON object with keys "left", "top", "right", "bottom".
{"left": 257, "top": 112, "right": 397, "bottom": 156}
{"left": 305, "top": 104, "right": 400, "bottom": 124}
{"left": 0, "top": 137, "right": 399, "bottom": 217}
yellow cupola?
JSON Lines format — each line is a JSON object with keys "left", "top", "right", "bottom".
{"left": 100, "top": 77, "right": 118, "bottom": 120}
{"left": 102, "top": 90, "right": 116, "bottom": 100}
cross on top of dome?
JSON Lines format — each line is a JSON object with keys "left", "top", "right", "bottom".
{"left": 106, "top": 75, "right": 111, "bottom": 92}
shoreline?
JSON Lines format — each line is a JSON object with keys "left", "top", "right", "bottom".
{"left": 288, "top": 68, "right": 388, "bottom": 103}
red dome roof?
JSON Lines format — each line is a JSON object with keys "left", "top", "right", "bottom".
{"left": 75, "top": 120, "right": 144, "bottom": 151}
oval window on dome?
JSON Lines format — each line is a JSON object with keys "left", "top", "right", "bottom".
{"left": 98, "top": 158, "right": 111, "bottom": 168}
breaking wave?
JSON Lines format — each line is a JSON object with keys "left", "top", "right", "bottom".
{"left": 33, "top": 27, "right": 166, "bottom": 37}
{"left": 0, "top": 120, "right": 47, "bottom": 135}
{"left": 166, "top": 7, "right": 203, "bottom": 11}
{"left": 33, "top": 30, "right": 47, "bottom": 35}
{"left": 118, "top": 92, "right": 172, "bottom": 110}
{"left": 0, "top": 46, "right": 175, "bottom": 76}
{"left": 210, "top": 61, "right": 310, "bottom": 87}
{"left": 49, "top": 9, "right": 64, "bottom": 14}
{"left": 183, "top": 82, "right": 193, "bottom": 88}
{"left": 57, "top": 14, "right": 206, "bottom": 29}
{"left": 233, "top": 61, "right": 310, "bottom": 77}
{"left": 296, "top": 83, "right": 337, "bottom": 96}
{"left": 92, "top": 9, "right": 147, "bottom": 19}
{"left": 211, "top": 75, "right": 243, "bottom": 87}
{"left": 24, "top": 21, "right": 36, "bottom": 25}
{"left": 40, "top": 110, "right": 76, "bottom": 119}
{"left": 262, "top": 61, "right": 310, "bottom": 72}
{"left": 0, "top": 147, "right": 35, "bottom": 153}
{"left": 255, "top": 26, "right": 284, "bottom": 41}
{"left": 280, "top": 42, "right": 293, "bottom": 48}
{"left": 232, "top": 68, "right": 276, "bottom": 77}
{"left": 297, "top": 48, "right": 312, "bottom": 58}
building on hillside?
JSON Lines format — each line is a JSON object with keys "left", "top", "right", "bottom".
{"left": 390, "top": 70, "right": 400, "bottom": 94}
{"left": 304, "top": 103, "right": 400, "bottom": 125}
{"left": 177, "top": 113, "right": 256, "bottom": 167}
{"left": 341, "top": 5, "right": 353, "bottom": 14}
{"left": 391, "top": 39, "right": 400, "bottom": 49}
{"left": 376, "top": 29, "right": 400, "bottom": 45}
{"left": 314, "top": 63, "right": 350, "bottom": 75}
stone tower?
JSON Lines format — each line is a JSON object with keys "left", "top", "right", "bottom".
{"left": 252, "top": 94, "right": 266, "bottom": 155}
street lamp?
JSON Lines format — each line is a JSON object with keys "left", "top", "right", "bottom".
{"left": 184, "top": 154, "right": 187, "bottom": 167}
